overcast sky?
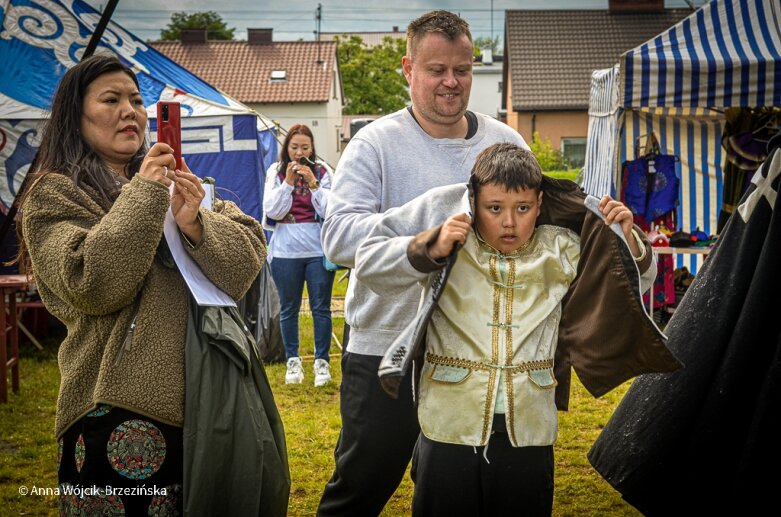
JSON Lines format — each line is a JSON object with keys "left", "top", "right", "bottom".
{"left": 84, "top": 0, "right": 708, "bottom": 44}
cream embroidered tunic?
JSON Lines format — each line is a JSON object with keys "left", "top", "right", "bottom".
{"left": 418, "top": 225, "right": 580, "bottom": 447}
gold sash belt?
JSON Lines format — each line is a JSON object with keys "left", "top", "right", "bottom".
{"left": 425, "top": 353, "right": 553, "bottom": 374}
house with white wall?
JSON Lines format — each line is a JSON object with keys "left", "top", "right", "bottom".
{"left": 153, "top": 28, "right": 344, "bottom": 168}
{"left": 469, "top": 51, "right": 503, "bottom": 119}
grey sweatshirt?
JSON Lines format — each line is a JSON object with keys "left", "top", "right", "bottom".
{"left": 322, "top": 108, "right": 526, "bottom": 356}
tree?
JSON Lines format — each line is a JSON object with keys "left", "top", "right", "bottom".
{"left": 337, "top": 35, "right": 409, "bottom": 115}
{"left": 529, "top": 132, "right": 567, "bottom": 171}
{"left": 160, "top": 11, "right": 235, "bottom": 41}
{"left": 473, "top": 36, "right": 500, "bottom": 57}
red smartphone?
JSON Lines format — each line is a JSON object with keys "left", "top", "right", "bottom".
{"left": 156, "top": 101, "right": 182, "bottom": 170}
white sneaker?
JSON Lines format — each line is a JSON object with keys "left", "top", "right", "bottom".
{"left": 314, "top": 359, "right": 331, "bottom": 387}
{"left": 285, "top": 357, "right": 304, "bottom": 384}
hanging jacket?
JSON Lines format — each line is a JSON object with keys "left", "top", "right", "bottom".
{"left": 184, "top": 300, "right": 290, "bottom": 517}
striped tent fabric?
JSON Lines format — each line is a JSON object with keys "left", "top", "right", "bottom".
{"left": 621, "top": 0, "right": 781, "bottom": 108}
{"left": 584, "top": 0, "right": 781, "bottom": 273}
{"left": 582, "top": 66, "right": 621, "bottom": 198}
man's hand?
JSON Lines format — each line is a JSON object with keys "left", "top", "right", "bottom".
{"left": 428, "top": 213, "right": 472, "bottom": 260}
{"left": 599, "top": 195, "right": 642, "bottom": 258}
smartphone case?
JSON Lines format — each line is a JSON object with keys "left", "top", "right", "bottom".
{"left": 156, "top": 101, "right": 182, "bottom": 170}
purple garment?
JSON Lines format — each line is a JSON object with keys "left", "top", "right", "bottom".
{"left": 622, "top": 154, "right": 679, "bottom": 222}
{"left": 271, "top": 164, "right": 326, "bottom": 225}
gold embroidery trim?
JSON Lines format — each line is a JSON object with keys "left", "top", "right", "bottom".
{"left": 484, "top": 254, "right": 501, "bottom": 443}
{"left": 504, "top": 258, "right": 517, "bottom": 445}
{"left": 425, "top": 353, "right": 553, "bottom": 375}
{"left": 504, "top": 258, "right": 515, "bottom": 366}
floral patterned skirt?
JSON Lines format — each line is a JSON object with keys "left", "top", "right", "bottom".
{"left": 58, "top": 405, "right": 183, "bottom": 516}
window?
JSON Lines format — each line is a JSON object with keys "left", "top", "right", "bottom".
{"left": 270, "top": 70, "right": 287, "bottom": 83}
{"left": 561, "top": 138, "right": 587, "bottom": 169}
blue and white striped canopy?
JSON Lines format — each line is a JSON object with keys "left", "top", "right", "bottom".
{"left": 621, "top": 0, "right": 781, "bottom": 109}
{"left": 583, "top": 0, "right": 781, "bottom": 273}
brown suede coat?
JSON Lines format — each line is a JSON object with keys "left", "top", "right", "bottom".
{"left": 23, "top": 173, "right": 266, "bottom": 437}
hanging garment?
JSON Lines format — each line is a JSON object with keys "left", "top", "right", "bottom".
{"left": 718, "top": 107, "right": 778, "bottom": 232}
{"left": 636, "top": 212, "right": 675, "bottom": 310}
{"left": 184, "top": 299, "right": 290, "bottom": 516}
{"left": 622, "top": 153, "right": 679, "bottom": 223}
{"left": 588, "top": 149, "right": 781, "bottom": 515}
{"left": 623, "top": 152, "right": 678, "bottom": 311}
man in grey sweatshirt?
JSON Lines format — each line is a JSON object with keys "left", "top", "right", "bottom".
{"left": 318, "top": 10, "right": 527, "bottom": 516}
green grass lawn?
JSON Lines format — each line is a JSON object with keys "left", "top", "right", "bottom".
{"left": 0, "top": 317, "right": 640, "bottom": 516}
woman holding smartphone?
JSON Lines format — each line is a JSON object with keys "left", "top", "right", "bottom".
{"left": 263, "top": 124, "right": 334, "bottom": 387}
{"left": 17, "top": 55, "right": 269, "bottom": 514}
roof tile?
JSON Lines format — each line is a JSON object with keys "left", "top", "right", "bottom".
{"left": 505, "top": 9, "right": 691, "bottom": 111}
{"left": 151, "top": 40, "right": 338, "bottom": 104}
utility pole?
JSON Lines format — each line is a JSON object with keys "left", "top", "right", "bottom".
{"left": 490, "top": 0, "right": 494, "bottom": 43}
{"left": 316, "top": 3, "right": 323, "bottom": 64}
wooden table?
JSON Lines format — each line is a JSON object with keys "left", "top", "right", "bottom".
{"left": 0, "top": 274, "right": 29, "bottom": 403}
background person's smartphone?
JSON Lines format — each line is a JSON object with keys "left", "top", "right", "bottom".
{"left": 298, "top": 155, "right": 316, "bottom": 167}
{"left": 156, "top": 101, "right": 182, "bottom": 170}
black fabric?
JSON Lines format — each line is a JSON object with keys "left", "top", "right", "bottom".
{"left": 317, "top": 352, "right": 420, "bottom": 517}
{"left": 239, "top": 263, "right": 286, "bottom": 363}
{"left": 588, "top": 149, "right": 781, "bottom": 515}
{"left": 464, "top": 110, "right": 478, "bottom": 139}
{"left": 58, "top": 406, "right": 183, "bottom": 515}
{"left": 411, "top": 429, "right": 553, "bottom": 517}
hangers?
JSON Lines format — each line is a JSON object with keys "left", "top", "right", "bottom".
{"left": 635, "top": 132, "right": 661, "bottom": 158}
{"left": 750, "top": 107, "right": 780, "bottom": 135}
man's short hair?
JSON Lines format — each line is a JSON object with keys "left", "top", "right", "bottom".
{"left": 471, "top": 143, "right": 543, "bottom": 197}
{"left": 406, "top": 10, "right": 472, "bottom": 59}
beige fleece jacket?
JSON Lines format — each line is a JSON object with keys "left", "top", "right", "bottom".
{"left": 23, "top": 173, "right": 266, "bottom": 438}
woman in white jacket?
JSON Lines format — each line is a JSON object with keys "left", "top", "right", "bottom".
{"left": 263, "top": 124, "right": 334, "bottom": 387}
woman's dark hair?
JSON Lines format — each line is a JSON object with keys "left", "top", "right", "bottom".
{"left": 15, "top": 54, "right": 147, "bottom": 274}
{"left": 277, "top": 124, "right": 316, "bottom": 174}
{"left": 36, "top": 53, "right": 147, "bottom": 207}
{"left": 470, "top": 143, "right": 543, "bottom": 199}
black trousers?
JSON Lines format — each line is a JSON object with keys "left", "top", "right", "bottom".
{"left": 412, "top": 420, "right": 554, "bottom": 517}
{"left": 317, "top": 351, "right": 420, "bottom": 516}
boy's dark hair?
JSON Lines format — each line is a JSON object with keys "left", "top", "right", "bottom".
{"left": 406, "top": 10, "right": 471, "bottom": 59}
{"left": 470, "top": 143, "right": 543, "bottom": 198}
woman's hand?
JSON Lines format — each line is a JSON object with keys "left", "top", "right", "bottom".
{"left": 599, "top": 195, "right": 642, "bottom": 258}
{"left": 295, "top": 163, "right": 317, "bottom": 187}
{"left": 284, "top": 161, "right": 300, "bottom": 186}
{"left": 171, "top": 157, "right": 205, "bottom": 244}
{"left": 138, "top": 143, "right": 176, "bottom": 185}
{"left": 284, "top": 160, "right": 317, "bottom": 187}
{"left": 428, "top": 213, "right": 471, "bottom": 260}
